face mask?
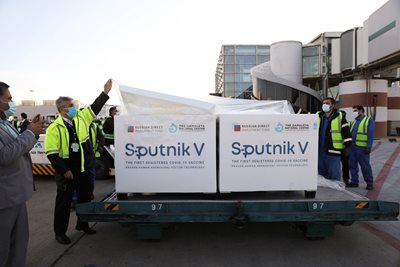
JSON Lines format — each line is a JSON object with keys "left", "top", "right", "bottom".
{"left": 4, "top": 101, "right": 17, "bottom": 117}
{"left": 67, "top": 106, "right": 77, "bottom": 119}
{"left": 322, "top": 104, "right": 331, "bottom": 113}
{"left": 353, "top": 111, "right": 359, "bottom": 119}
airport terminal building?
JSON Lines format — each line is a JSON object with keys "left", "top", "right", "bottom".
{"left": 215, "top": 0, "right": 400, "bottom": 137}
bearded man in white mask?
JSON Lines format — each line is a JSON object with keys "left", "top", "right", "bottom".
{"left": 316, "top": 97, "right": 352, "bottom": 181}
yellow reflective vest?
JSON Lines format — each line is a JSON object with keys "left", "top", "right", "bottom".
{"left": 317, "top": 111, "right": 351, "bottom": 154}
{"left": 101, "top": 117, "right": 114, "bottom": 140}
{"left": 45, "top": 107, "right": 96, "bottom": 172}
{"left": 90, "top": 122, "right": 101, "bottom": 158}
{"left": 350, "top": 116, "right": 371, "bottom": 147}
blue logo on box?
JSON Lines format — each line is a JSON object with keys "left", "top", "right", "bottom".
{"left": 168, "top": 123, "right": 178, "bottom": 133}
{"left": 275, "top": 122, "right": 284, "bottom": 132}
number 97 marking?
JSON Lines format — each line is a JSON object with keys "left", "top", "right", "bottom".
{"left": 151, "top": 203, "right": 163, "bottom": 211}
{"left": 312, "top": 203, "right": 324, "bottom": 210}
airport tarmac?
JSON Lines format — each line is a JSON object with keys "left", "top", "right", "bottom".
{"left": 26, "top": 140, "right": 400, "bottom": 267}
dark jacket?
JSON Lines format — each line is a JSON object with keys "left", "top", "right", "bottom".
{"left": 102, "top": 116, "right": 114, "bottom": 145}
{"left": 20, "top": 119, "right": 30, "bottom": 133}
{"left": 318, "top": 109, "right": 352, "bottom": 155}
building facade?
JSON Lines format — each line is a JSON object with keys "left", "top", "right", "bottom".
{"left": 215, "top": 45, "right": 270, "bottom": 98}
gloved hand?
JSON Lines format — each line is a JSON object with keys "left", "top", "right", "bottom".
{"left": 342, "top": 147, "right": 352, "bottom": 157}
{"left": 364, "top": 147, "right": 371, "bottom": 154}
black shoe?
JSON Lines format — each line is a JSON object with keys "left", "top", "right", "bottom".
{"left": 346, "top": 183, "right": 359, "bottom": 188}
{"left": 75, "top": 225, "right": 96, "bottom": 234}
{"left": 55, "top": 235, "right": 71, "bottom": 244}
{"left": 366, "top": 184, "right": 374, "bottom": 190}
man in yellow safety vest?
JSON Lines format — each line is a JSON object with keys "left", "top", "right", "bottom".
{"left": 346, "top": 105, "right": 375, "bottom": 190}
{"left": 317, "top": 97, "right": 352, "bottom": 181}
{"left": 45, "top": 79, "right": 113, "bottom": 245}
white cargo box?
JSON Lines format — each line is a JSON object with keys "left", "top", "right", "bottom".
{"left": 114, "top": 115, "right": 216, "bottom": 193}
{"left": 114, "top": 84, "right": 217, "bottom": 193}
{"left": 219, "top": 114, "right": 318, "bottom": 192}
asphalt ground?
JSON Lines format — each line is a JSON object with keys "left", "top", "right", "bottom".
{"left": 27, "top": 140, "right": 400, "bottom": 267}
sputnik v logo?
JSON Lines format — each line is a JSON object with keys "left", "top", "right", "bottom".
{"left": 168, "top": 123, "right": 178, "bottom": 133}
{"left": 275, "top": 122, "right": 284, "bottom": 132}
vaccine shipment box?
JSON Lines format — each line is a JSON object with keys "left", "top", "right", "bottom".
{"left": 219, "top": 114, "right": 318, "bottom": 192}
{"left": 114, "top": 85, "right": 217, "bottom": 193}
{"left": 115, "top": 115, "right": 216, "bottom": 193}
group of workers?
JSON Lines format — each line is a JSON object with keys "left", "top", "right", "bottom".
{"left": 1, "top": 78, "right": 375, "bottom": 266}
{"left": 317, "top": 97, "right": 375, "bottom": 190}
{"left": 8, "top": 113, "right": 30, "bottom": 134}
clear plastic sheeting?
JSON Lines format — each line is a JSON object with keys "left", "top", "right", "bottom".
{"left": 195, "top": 95, "right": 294, "bottom": 114}
{"left": 115, "top": 82, "right": 294, "bottom": 116}
{"left": 317, "top": 175, "right": 346, "bottom": 191}
{"left": 117, "top": 84, "right": 215, "bottom": 115}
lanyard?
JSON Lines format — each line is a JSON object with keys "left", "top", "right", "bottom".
{"left": 64, "top": 120, "right": 78, "bottom": 143}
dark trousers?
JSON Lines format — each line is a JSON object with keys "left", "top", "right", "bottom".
{"left": 349, "top": 146, "right": 374, "bottom": 185}
{"left": 54, "top": 170, "right": 92, "bottom": 236}
{"left": 341, "top": 153, "right": 350, "bottom": 183}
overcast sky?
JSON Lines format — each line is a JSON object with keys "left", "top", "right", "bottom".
{"left": 0, "top": 0, "right": 387, "bottom": 104}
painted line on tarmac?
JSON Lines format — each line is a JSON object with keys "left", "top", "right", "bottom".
{"left": 371, "top": 142, "right": 381, "bottom": 153}
{"left": 360, "top": 222, "right": 400, "bottom": 251}
{"left": 359, "top": 144, "right": 400, "bottom": 252}
{"left": 367, "top": 143, "right": 400, "bottom": 200}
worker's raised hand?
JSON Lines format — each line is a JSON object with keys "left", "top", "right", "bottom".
{"left": 104, "top": 79, "right": 112, "bottom": 95}
{"left": 27, "top": 114, "right": 44, "bottom": 136}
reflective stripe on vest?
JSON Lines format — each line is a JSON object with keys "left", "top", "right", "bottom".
{"left": 350, "top": 116, "right": 370, "bottom": 147}
{"left": 102, "top": 118, "right": 114, "bottom": 140}
{"left": 90, "top": 123, "right": 101, "bottom": 158}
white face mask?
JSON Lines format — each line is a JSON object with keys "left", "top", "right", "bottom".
{"left": 322, "top": 104, "right": 331, "bottom": 113}
{"left": 352, "top": 111, "right": 359, "bottom": 119}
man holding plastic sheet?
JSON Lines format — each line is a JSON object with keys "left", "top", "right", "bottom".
{"left": 45, "top": 79, "right": 112, "bottom": 245}
{"left": 347, "top": 105, "right": 375, "bottom": 190}
{"left": 317, "top": 97, "right": 352, "bottom": 181}
{"left": 102, "top": 106, "right": 117, "bottom": 145}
